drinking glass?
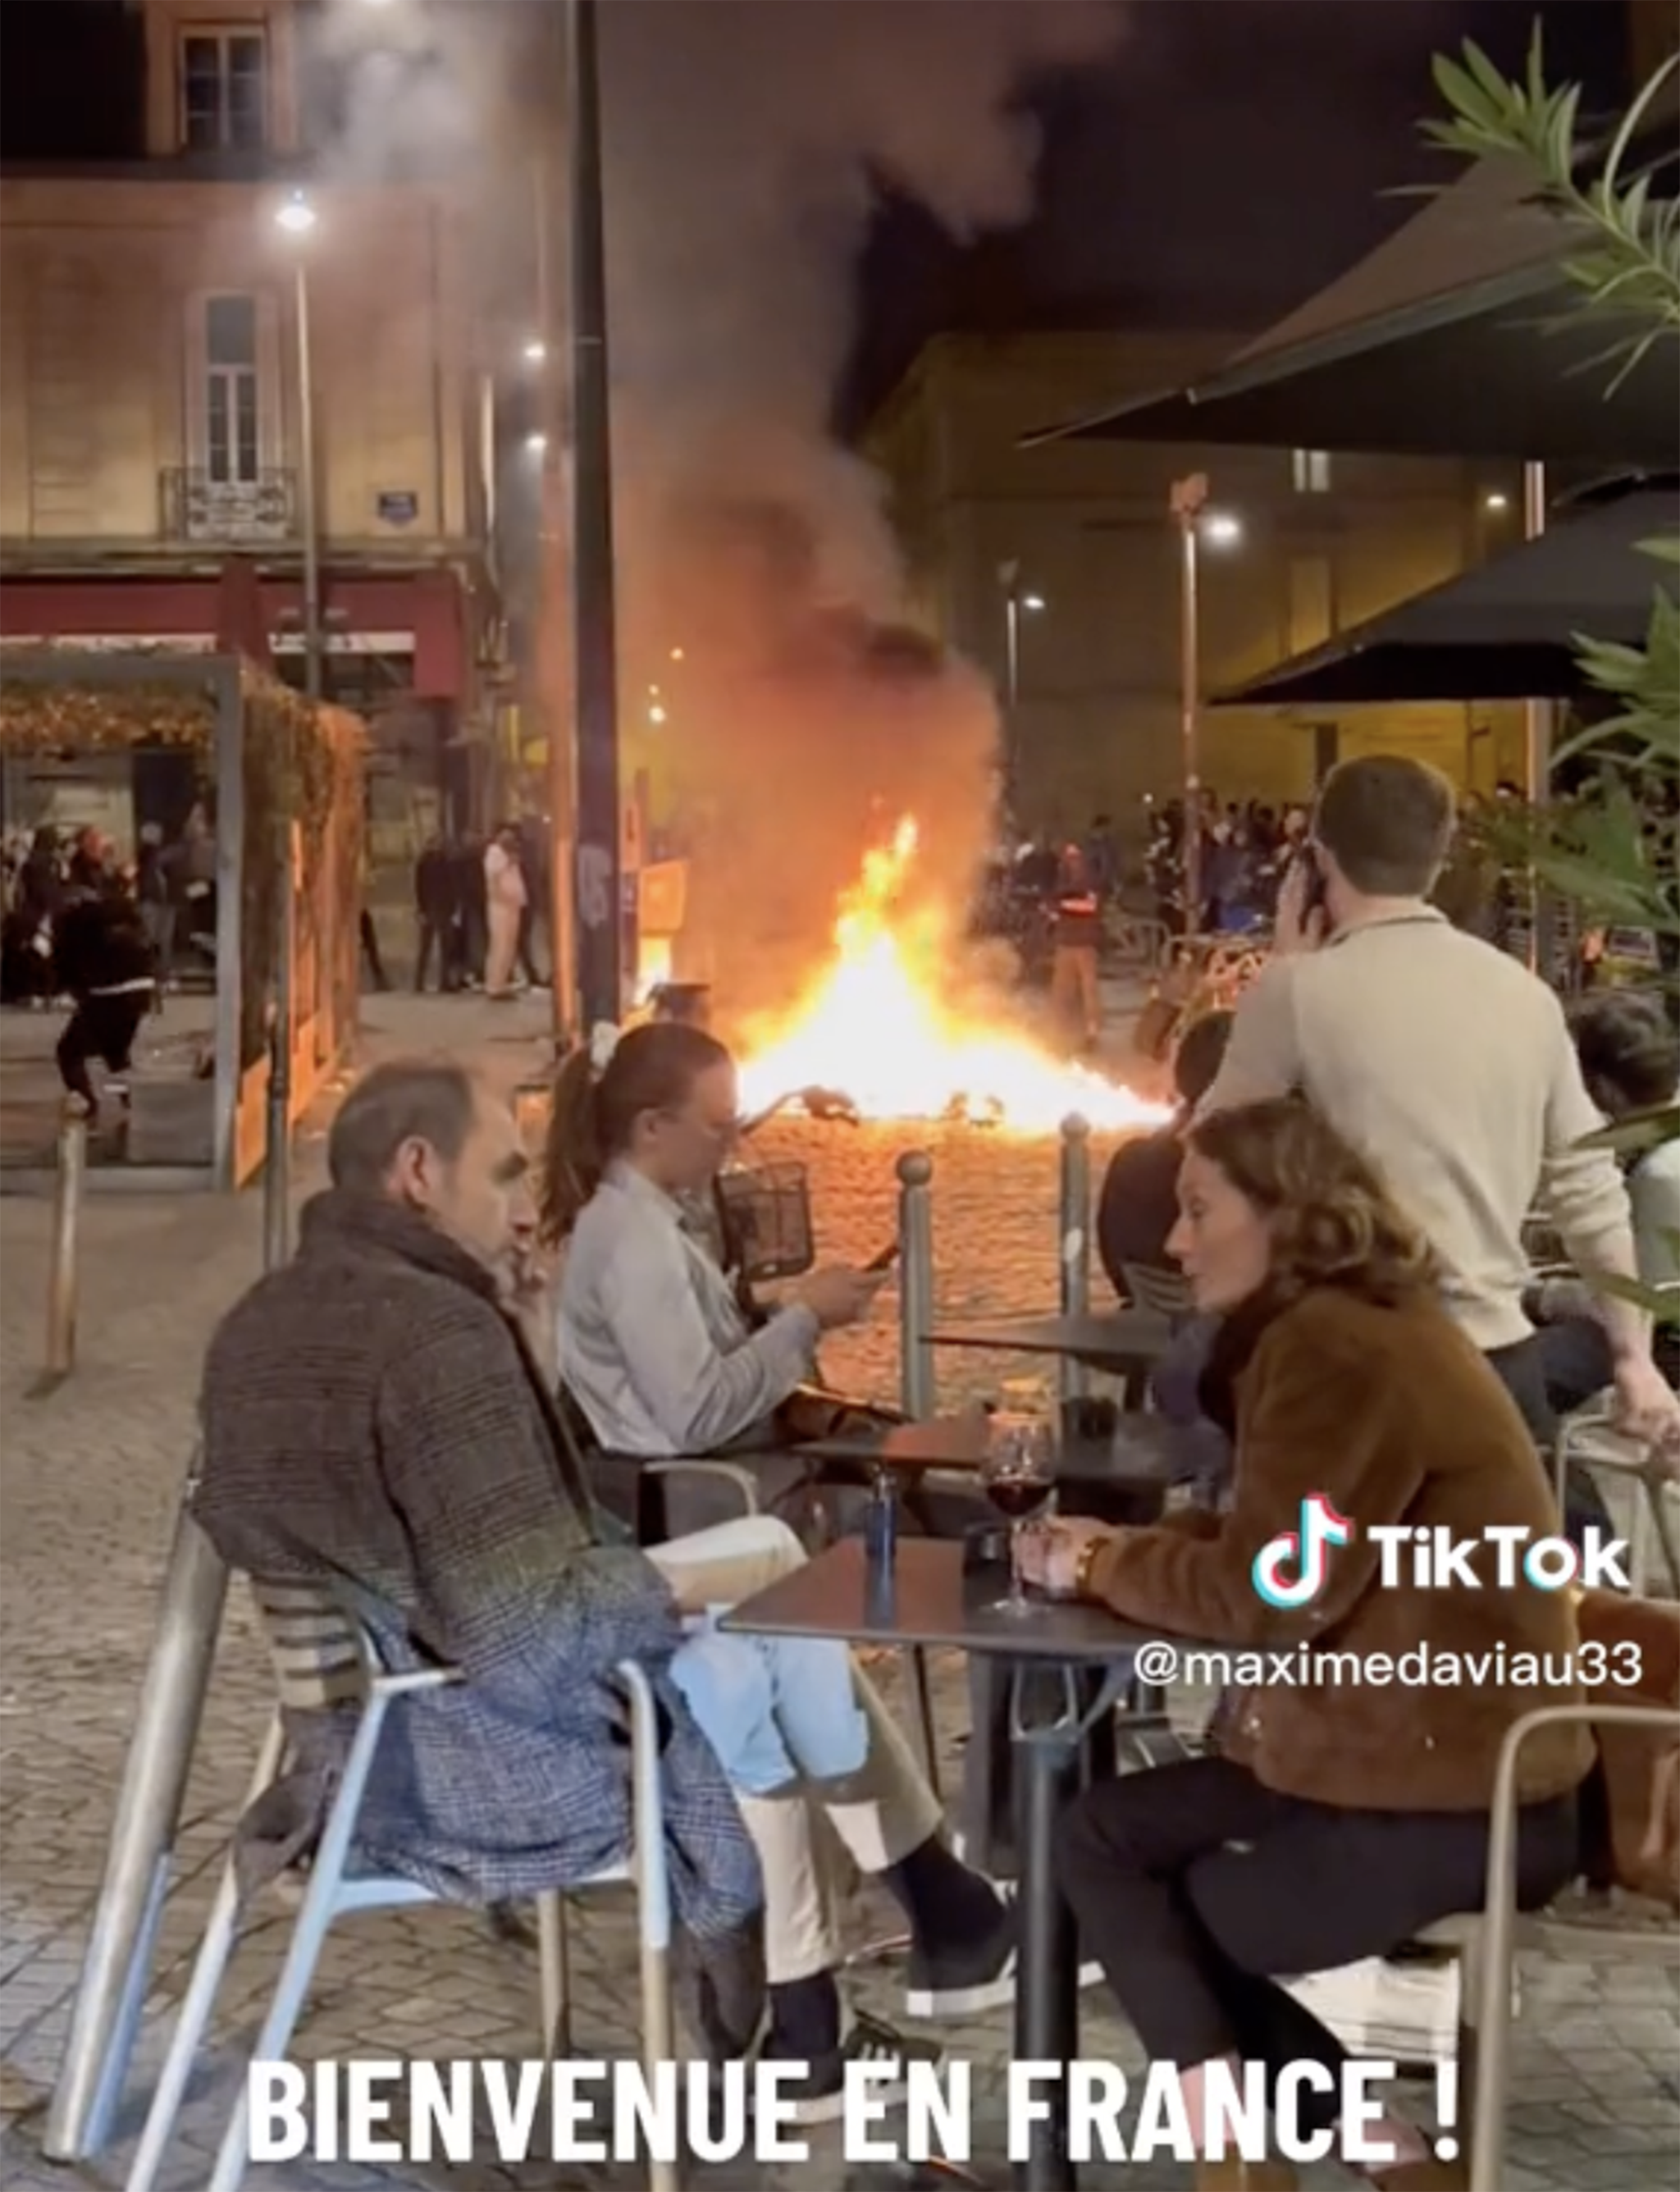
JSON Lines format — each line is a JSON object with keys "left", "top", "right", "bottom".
{"left": 982, "top": 1414, "right": 1055, "bottom": 1615}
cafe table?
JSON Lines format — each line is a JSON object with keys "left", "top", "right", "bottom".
{"left": 722, "top": 1537, "right": 1180, "bottom": 2192}
{"left": 790, "top": 1409, "right": 1212, "bottom": 1506}
{"left": 924, "top": 1310, "right": 1174, "bottom": 1407}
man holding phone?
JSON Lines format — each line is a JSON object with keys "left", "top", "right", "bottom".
{"left": 1196, "top": 753, "right": 1680, "bottom": 1466}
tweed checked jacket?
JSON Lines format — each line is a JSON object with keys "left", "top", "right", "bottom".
{"left": 194, "top": 1190, "right": 761, "bottom": 1941}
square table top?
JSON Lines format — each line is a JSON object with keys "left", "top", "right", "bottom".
{"left": 792, "top": 1409, "right": 1212, "bottom": 1490}
{"left": 924, "top": 1309, "right": 1174, "bottom": 1368}
{"left": 719, "top": 1536, "right": 1167, "bottom": 1662}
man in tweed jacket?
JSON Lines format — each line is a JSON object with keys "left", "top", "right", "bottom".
{"left": 196, "top": 1061, "right": 765, "bottom": 2052}
{"left": 196, "top": 1059, "right": 1014, "bottom": 2111}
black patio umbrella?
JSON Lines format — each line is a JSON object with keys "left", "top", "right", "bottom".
{"left": 1212, "top": 485, "right": 1679, "bottom": 706}
{"left": 1021, "top": 146, "right": 1680, "bottom": 468}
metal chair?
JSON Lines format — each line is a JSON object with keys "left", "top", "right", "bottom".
{"left": 1554, "top": 1396, "right": 1680, "bottom": 1599}
{"left": 1469, "top": 1703, "right": 1680, "bottom": 2192}
{"left": 125, "top": 1578, "right": 677, "bottom": 2192}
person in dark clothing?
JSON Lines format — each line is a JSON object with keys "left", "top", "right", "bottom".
{"left": 413, "top": 833, "right": 460, "bottom": 993}
{"left": 1049, "top": 844, "right": 1103, "bottom": 1051}
{"left": 53, "top": 884, "right": 157, "bottom": 1120}
{"left": 8, "top": 827, "right": 62, "bottom": 1005}
{"left": 1098, "top": 1011, "right": 1235, "bottom": 1293}
{"left": 453, "top": 833, "right": 489, "bottom": 987}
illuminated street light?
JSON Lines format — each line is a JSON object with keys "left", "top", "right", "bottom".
{"left": 1200, "top": 511, "right": 1243, "bottom": 549}
{"left": 523, "top": 338, "right": 547, "bottom": 364}
{"left": 526, "top": 432, "right": 549, "bottom": 455}
{"left": 1021, "top": 593, "right": 1047, "bottom": 614}
{"left": 648, "top": 704, "right": 668, "bottom": 725}
{"left": 1484, "top": 491, "right": 1511, "bottom": 513}
{"left": 275, "top": 190, "right": 317, "bottom": 236}
{"left": 669, "top": 646, "right": 685, "bottom": 661}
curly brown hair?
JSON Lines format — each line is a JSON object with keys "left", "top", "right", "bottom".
{"left": 1184, "top": 1098, "right": 1440, "bottom": 1305}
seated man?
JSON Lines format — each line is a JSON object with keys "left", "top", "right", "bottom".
{"left": 194, "top": 1060, "right": 1017, "bottom": 2121}
{"left": 1097, "top": 1010, "right": 1233, "bottom": 1293}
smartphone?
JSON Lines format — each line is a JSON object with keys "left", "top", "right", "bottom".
{"left": 865, "top": 1243, "right": 901, "bottom": 1274}
{"left": 1293, "top": 843, "right": 1331, "bottom": 928}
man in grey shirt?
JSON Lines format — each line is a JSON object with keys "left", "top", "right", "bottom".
{"left": 1198, "top": 755, "right": 1679, "bottom": 1464}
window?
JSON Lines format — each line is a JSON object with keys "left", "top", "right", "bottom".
{"left": 181, "top": 30, "right": 268, "bottom": 150}
{"left": 1290, "top": 448, "right": 1333, "bottom": 495}
{"left": 204, "top": 296, "right": 261, "bottom": 484}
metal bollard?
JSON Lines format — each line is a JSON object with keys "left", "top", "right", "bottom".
{"left": 1057, "top": 1113, "right": 1092, "bottom": 1405}
{"left": 45, "top": 1104, "right": 88, "bottom": 1378}
{"left": 896, "top": 1149, "right": 936, "bottom": 1421}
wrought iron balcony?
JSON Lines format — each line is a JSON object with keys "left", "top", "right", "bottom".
{"left": 160, "top": 468, "right": 296, "bottom": 544}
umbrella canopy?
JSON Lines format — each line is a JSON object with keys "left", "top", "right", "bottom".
{"left": 1023, "top": 148, "right": 1679, "bottom": 467}
{"left": 1213, "top": 485, "right": 1679, "bottom": 706}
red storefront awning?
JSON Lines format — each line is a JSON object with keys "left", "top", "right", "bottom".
{"left": 0, "top": 569, "right": 466, "bottom": 701}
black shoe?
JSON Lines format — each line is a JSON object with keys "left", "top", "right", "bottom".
{"left": 904, "top": 1889, "right": 1103, "bottom": 2021}
{"left": 766, "top": 2012, "right": 945, "bottom": 2127}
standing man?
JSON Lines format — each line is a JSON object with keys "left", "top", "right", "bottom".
{"left": 1049, "top": 843, "right": 1103, "bottom": 1054}
{"left": 413, "top": 832, "right": 459, "bottom": 993}
{"left": 483, "top": 822, "right": 528, "bottom": 1000}
{"left": 1198, "top": 753, "right": 1680, "bottom": 1459}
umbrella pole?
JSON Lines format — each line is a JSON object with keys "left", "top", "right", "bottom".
{"left": 1522, "top": 462, "right": 1551, "bottom": 975}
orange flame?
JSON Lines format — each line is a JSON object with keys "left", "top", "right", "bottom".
{"left": 737, "top": 817, "right": 1171, "bottom": 1132}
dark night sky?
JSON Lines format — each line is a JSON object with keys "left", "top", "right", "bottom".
{"left": 0, "top": 0, "right": 1633, "bottom": 421}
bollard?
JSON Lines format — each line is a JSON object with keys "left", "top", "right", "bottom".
{"left": 45, "top": 1103, "right": 88, "bottom": 1378}
{"left": 896, "top": 1149, "right": 936, "bottom": 1421}
{"left": 45, "top": 1485, "right": 231, "bottom": 2158}
{"left": 1057, "top": 1114, "right": 1092, "bottom": 1406}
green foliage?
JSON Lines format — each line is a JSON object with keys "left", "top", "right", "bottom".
{"left": 1428, "top": 32, "right": 1679, "bottom": 1328}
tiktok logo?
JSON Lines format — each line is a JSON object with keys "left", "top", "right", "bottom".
{"left": 1252, "top": 1494, "right": 1355, "bottom": 1610}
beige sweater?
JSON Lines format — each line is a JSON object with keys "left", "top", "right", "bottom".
{"left": 1199, "top": 909, "right": 1633, "bottom": 1351}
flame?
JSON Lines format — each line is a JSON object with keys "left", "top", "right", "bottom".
{"left": 737, "top": 817, "right": 1171, "bottom": 1133}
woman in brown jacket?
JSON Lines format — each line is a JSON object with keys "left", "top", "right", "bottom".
{"left": 1021, "top": 1098, "right": 1593, "bottom": 2192}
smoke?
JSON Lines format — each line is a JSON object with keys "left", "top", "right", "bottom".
{"left": 599, "top": 0, "right": 1128, "bottom": 1015}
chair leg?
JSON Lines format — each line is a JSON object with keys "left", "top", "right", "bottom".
{"left": 125, "top": 1715, "right": 287, "bottom": 2192}
{"left": 203, "top": 1851, "right": 348, "bottom": 2192}
{"left": 124, "top": 1861, "right": 248, "bottom": 2192}
{"left": 536, "top": 1891, "right": 570, "bottom": 2057}
{"left": 906, "top": 1646, "right": 942, "bottom": 1804}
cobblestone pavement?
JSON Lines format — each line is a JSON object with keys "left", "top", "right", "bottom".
{"left": 2, "top": 992, "right": 1676, "bottom": 2192}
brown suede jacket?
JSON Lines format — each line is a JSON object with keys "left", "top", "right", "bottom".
{"left": 1087, "top": 1284, "right": 1596, "bottom": 1814}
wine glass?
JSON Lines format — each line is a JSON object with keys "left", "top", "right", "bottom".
{"left": 982, "top": 1414, "right": 1055, "bottom": 1616}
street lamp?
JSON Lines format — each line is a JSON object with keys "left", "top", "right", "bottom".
{"left": 998, "top": 562, "right": 1046, "bottom": 792}
{"left": 523, "top": 337, "right": 547, "bottom": 365}
{"left": 1169, "top": 477, "right": 1242, "bottom": 935}
{"left": 265, "top": 188, "right": 324, "bottom": 1272}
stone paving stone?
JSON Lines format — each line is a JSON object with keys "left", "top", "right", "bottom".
{"left": 3, "top": 991, "right": 1678, "bottom": 2191}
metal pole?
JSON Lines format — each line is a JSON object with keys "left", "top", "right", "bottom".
{"left": 44, "top": 1103, "right": 87, "bottom": 1378}
{"left": 1057, "top": 1114, "right": 1091, "bottom": 1408}
{"left": 297, "top": 261, "right": 322, "bottom": 706}
{"left": 263, "top": 258, "right": 315, "bottom": 1267}
{"left": 568, "top": 0, "right": 623, "bottom": 1029}
{"left": 44, "top": 1490, "right": 231, "bottom": 2159}
{"left": 533, "top": 45, "right": 574, "bottom": 1052}
{"left": 896, "top": 1149, "right": 936, "bottom": 1420}
{"left": 1520, "top": 459, "right": 1550, "bottom": 975}
{"left": 1171, "top": 475, "right": 1208, "bottom": 937}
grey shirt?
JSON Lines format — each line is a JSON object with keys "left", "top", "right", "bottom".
{"left": 557, "top": 1161, "right": 820, "bottom": 1456}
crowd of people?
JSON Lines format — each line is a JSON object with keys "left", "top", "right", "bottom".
{"left": 179, "top": 756, "right": 1680, "bottom": 2186}
{"left": 408, "top": 819, "right": 550, "bottom": 1000}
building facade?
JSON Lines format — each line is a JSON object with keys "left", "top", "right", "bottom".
{"left": 0, "top": 0, "right": 504, "bottom": 856}
{"left": 865, "top": 331, "right": 1527, "bottom": 835}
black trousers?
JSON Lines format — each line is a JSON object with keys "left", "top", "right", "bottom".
{"left": 1484, "top": 1331, "right": 1612, "bottom": 1542}
{"left": 57, "top": 993, "right": 148, "bottom": 1109}
{"left": 1057, "top": 1756, "right": 1578, "bottom": 2126}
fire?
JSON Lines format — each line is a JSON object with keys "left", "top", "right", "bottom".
{"left": 737, "top": 817, "right": 1171, "bottom": 1133}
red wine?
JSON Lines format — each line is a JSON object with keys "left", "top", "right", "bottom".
{"left": 987, "top": 1477, "right": 1050, "bottom": 1522}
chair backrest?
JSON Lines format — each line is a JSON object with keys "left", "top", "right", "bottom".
{"left": 249, "top": 1578, "right": 368, "bottom": 1713}
{"left": 1122, "top": 1261, "right": 1194, "bottom": 1321}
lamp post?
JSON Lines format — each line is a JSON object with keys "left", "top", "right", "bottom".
{"left": 567, "top": 0, "right": 623, "bottom": 1032}
{"left": 1168, "top": 476, "right": 1241, "bottom": 937}
{"left": 266, "top": 190, "right": 322, "bottom": 1272}
{"left": 998, "top": 562, "right": 1045, "bottom": 794}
